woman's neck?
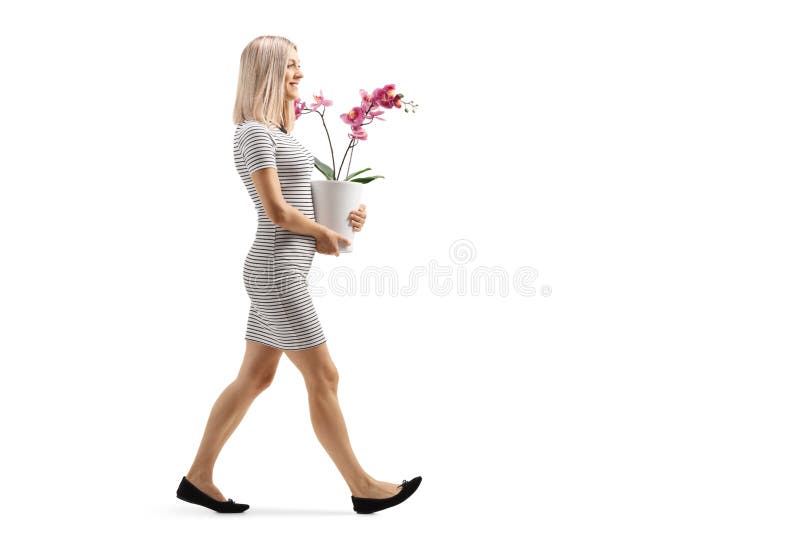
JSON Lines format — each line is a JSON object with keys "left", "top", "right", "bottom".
{"left": 269, "top": 120, "right": 287, "bottom": 133}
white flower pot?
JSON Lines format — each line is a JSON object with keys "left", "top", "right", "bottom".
{"left": 310, "top": 179, "right": 364, "bottom": 253}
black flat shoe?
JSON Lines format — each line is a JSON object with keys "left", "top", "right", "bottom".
{"left": 176, "top": 476, "right": 249, "bottom": 513}
{"left": 351, "top": 476, "right": 422, "bottom": 514}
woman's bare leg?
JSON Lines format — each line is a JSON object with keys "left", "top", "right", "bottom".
{"left": 284, "top": 341, "right": 403, "bottom": 499}
{"left": 185, "top": 340, "right": 283, "bottom": 500}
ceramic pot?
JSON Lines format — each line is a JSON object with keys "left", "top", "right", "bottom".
{"left": 310, "top": 179, "right": 364, "bottom": 253}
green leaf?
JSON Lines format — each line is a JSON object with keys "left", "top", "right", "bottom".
{"left": 314, "top": 157, "right": 335, "bottom": 179}
{"left": 346, "top": 167, "right": 372, "bottom": 180}
{"left": 349, "top": 175, "right": 385, "bottom": 184}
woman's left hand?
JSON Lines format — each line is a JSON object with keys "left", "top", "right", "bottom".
{"left": 349, "top": 204, "right": 367, "bottom": 232}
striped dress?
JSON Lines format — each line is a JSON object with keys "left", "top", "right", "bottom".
{"left": 233, "top": 119, "right": 326, "bottom": 350}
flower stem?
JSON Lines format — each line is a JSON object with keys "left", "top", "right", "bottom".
{"left": 337, "top": 139, "right": 356, "bottom": 181}
{"left": 315, "top": 108, "right": 338, "bottom": 180}
{"left": 345, "top": 140, "right": 355, "bottom": 179}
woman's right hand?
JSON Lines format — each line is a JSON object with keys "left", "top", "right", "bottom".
{"left": 315, "top": 227, "right": 351, "bottom": 257}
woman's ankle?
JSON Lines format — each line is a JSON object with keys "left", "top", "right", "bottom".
{"left": 186, "top": 467, "right": 214, "bottom": 483}
{"left": 348, "top": 474, "right": 376, "bottom": 494}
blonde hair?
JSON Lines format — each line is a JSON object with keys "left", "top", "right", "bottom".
{"left": 232, "top": 35, "right": 297, "bottom": 132}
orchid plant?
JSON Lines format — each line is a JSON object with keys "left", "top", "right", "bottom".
{"left": 293, "top": 84, "right": 418, "bottom": 183}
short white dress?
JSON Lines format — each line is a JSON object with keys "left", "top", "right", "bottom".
{"left": 233, "top": 120, "right": 326, "bottom": 350}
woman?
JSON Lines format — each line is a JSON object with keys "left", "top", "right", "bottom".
{"left": 175, "top": 35, "right": 421, "bottom": 514}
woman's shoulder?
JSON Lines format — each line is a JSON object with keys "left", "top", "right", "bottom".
{"left": 237, "top": 119, "right": 272, "bottom": 130}
{"left": 235, "top": 120, "right": 282, "bottom": 140}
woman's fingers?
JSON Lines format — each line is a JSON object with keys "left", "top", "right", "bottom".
{"left": 350, "top": 204, "right": 366, "bottom": 231}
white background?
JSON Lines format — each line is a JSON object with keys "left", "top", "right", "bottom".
{"left": 1, "top": 0, "right": 798, "bottom": 532}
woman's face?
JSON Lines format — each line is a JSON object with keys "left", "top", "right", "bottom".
{"left": 285, "top": 49, "right": 303, "bottom": 101}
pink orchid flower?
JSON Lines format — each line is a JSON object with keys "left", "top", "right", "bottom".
{"left": 372, "top": 84, "right": 402, "bottom": 109}
{"left": 340, "top": 106, "right": 366, "bottom": 128}
{"left": 293, "top": 98, "right": 306, "bottom": 119}
{"left": 359, "top": 88, "right": 373, "bottom": 109}
{"left": 309, "top": 90, "right": 334, "bottom": 111}
{"left": 348, "top": 126, "right": 368, "bottom": 141}
{"left": 367, "top": 108, "right": 386, "bottom": 121}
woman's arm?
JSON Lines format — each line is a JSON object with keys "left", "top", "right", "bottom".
{"left": 251, "top": 167, "right": 325, "bottom": 239}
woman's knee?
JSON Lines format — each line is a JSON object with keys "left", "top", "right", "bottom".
{"left": 237, "top": 341, "right": 282, "bottom": 392}
{"left": 237, "top": 370, "right": 276, "bottom": 394}
{"left": 284, "top": 344, "right": 339, "bottom": 393}
{"left": 305, "top": 364, "right": 339, "bottom": 393}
